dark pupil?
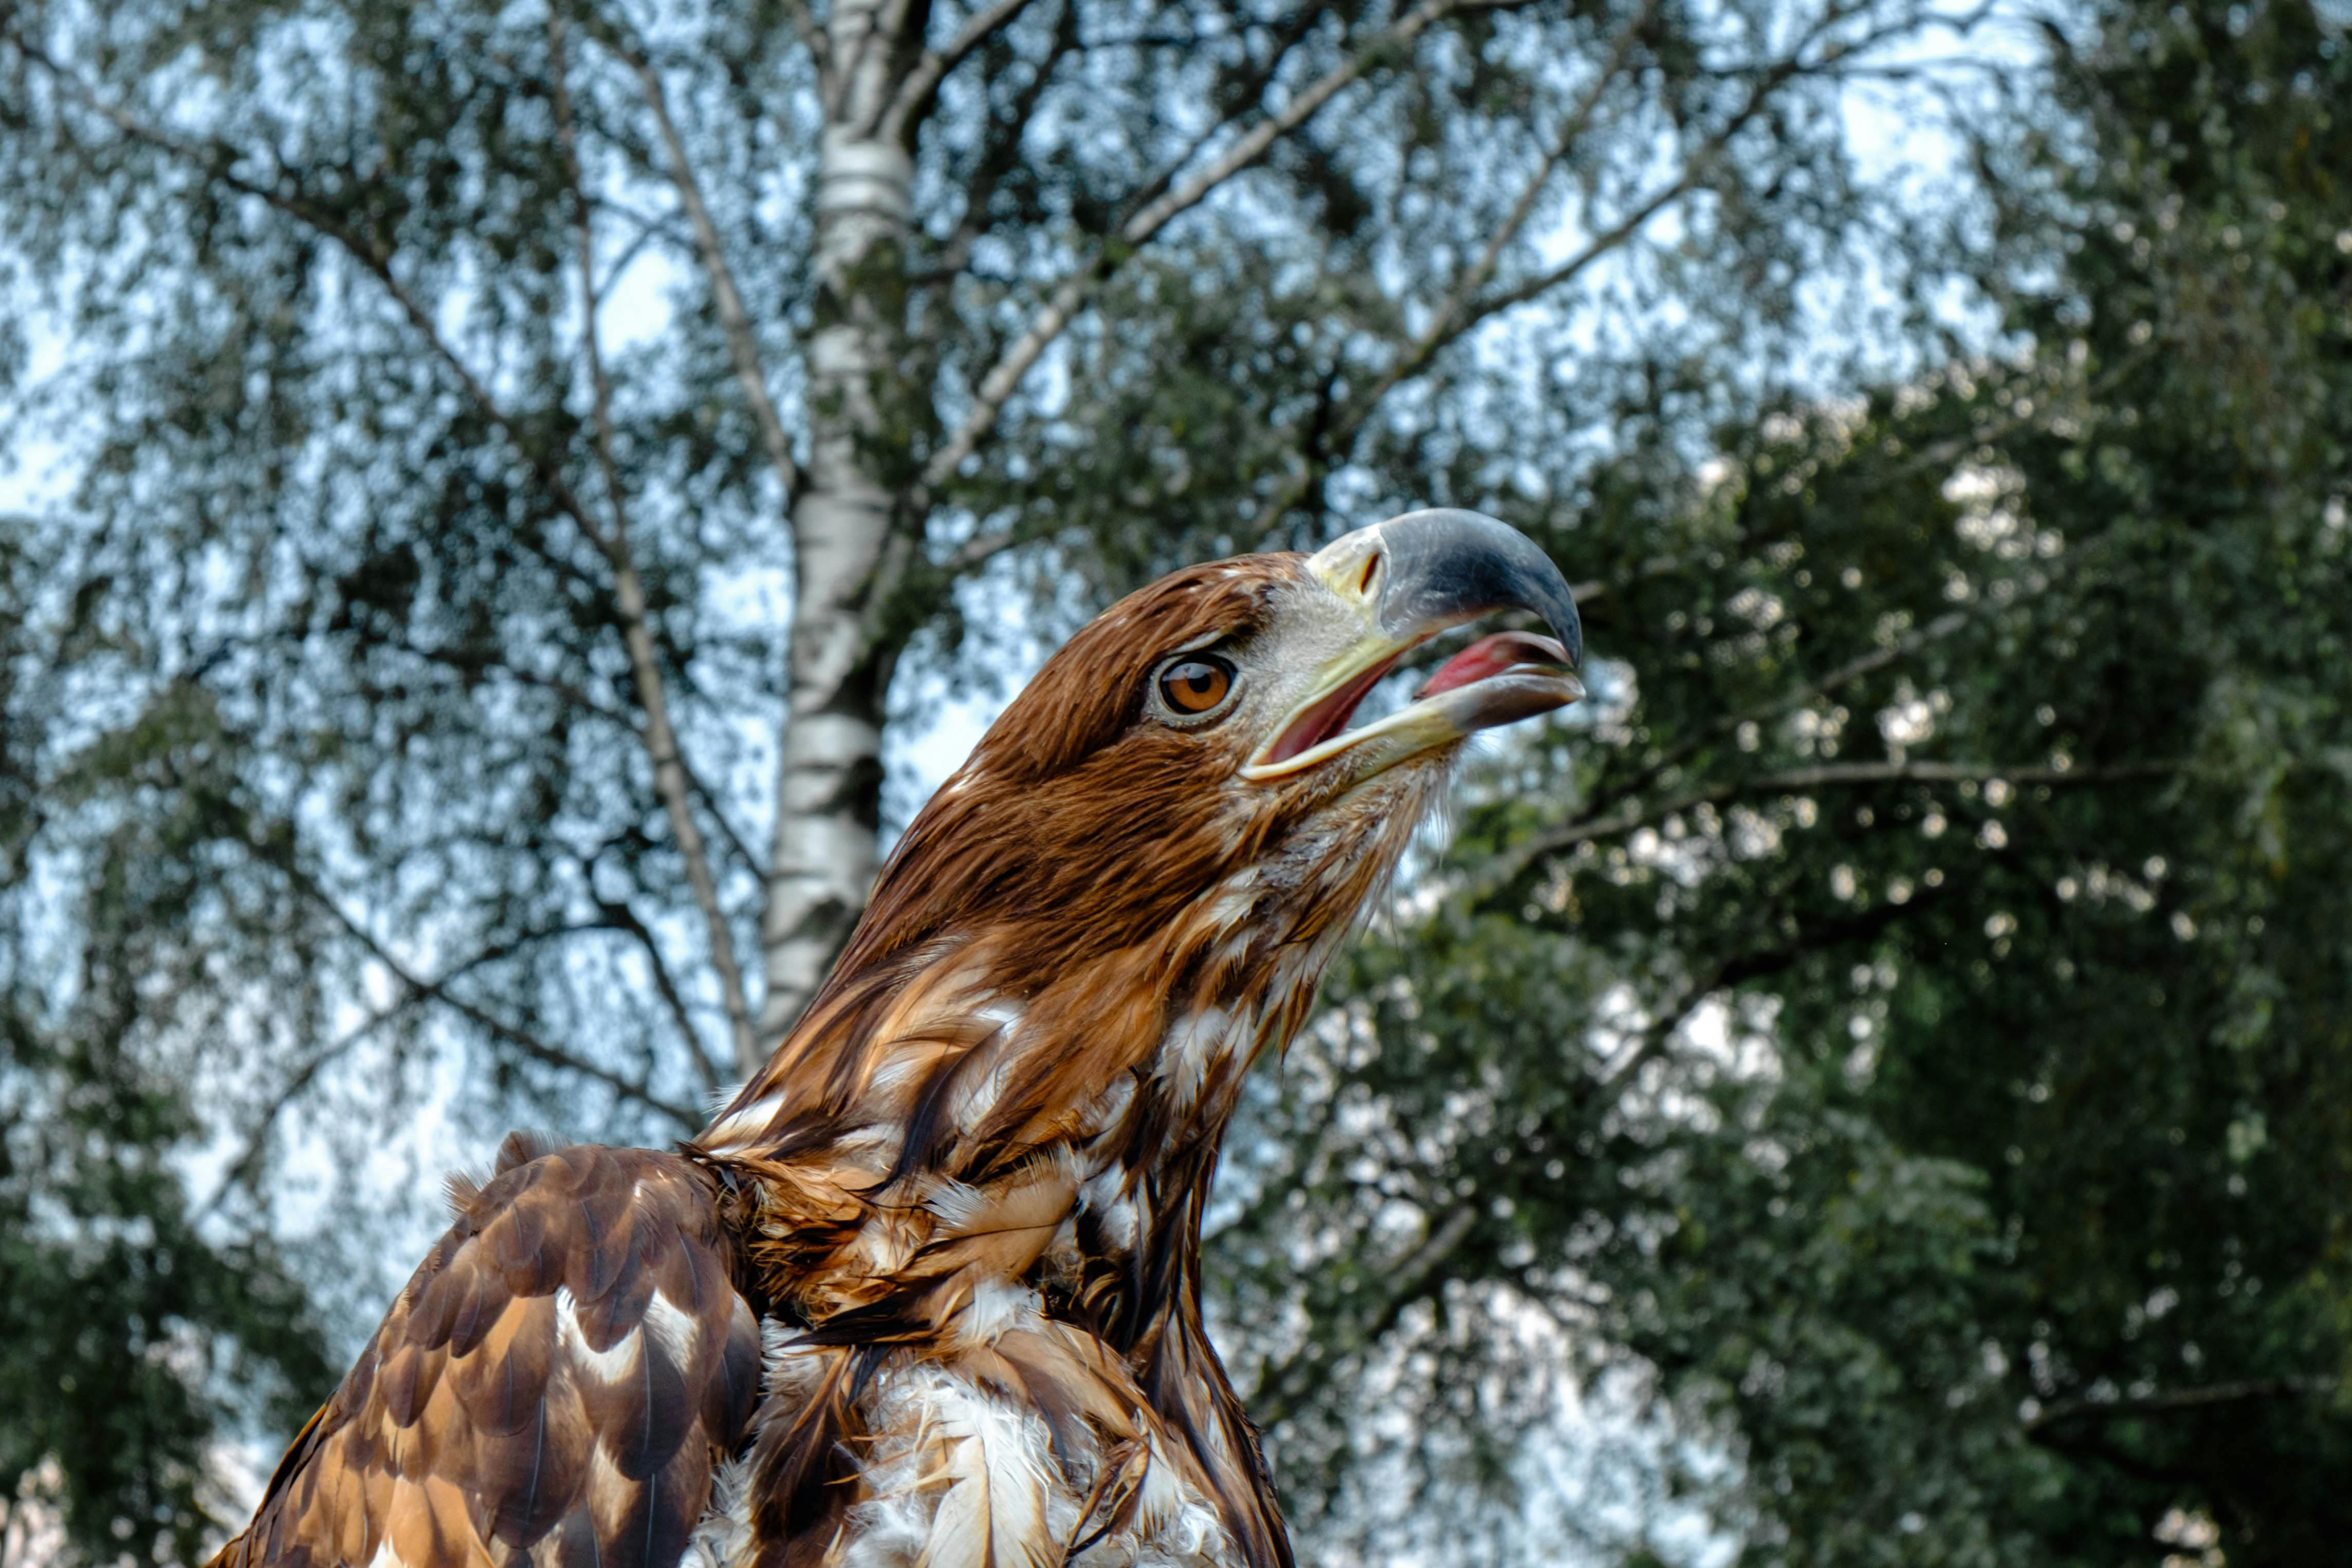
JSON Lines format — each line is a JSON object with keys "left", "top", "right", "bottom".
{"left": 1167, "top": 661, "right": 1225, "bottom": 708}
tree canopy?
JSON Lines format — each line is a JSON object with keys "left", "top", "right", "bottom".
{"left": 1, "top": 0, "right": 2347, "bottom": 1561}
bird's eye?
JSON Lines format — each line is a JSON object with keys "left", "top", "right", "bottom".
{"left": 1156, "top": 655, "right": 1236, "bottom": 717}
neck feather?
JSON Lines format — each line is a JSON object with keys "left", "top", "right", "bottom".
{"left": 690, "top": 777, "right": 1435, "bottom": 1333}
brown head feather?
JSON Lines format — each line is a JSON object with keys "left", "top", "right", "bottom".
{"left": 835, "top": 556, "right": 1300, "bottom": 982}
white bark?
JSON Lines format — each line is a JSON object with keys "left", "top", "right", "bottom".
{"left": 757, "top": 0, "right": 923, "bottom": 1060}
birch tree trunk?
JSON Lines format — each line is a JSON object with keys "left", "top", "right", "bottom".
{"left": 757, "top": 0, "right": 929, "bottom": 1060}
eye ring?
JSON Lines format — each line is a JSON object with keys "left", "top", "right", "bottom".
{"left": 1154, "top": 653, "right": 1238, "bottom": 720}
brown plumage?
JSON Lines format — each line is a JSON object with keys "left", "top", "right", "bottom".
{"left": 210, "top": 510, "right": 1583, "bottom": 1568}
{"left": 213, "top": 1136, "right": 762, "bottom": 1568}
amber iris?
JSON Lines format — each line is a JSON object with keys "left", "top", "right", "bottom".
{"left": 1158, "top": 656, "right": 1234, "bottom": 714}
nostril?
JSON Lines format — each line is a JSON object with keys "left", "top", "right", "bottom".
{"left": 1357, "top": 552, "right": 1381, "bottom": 595}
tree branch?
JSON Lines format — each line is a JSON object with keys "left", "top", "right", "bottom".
{"left": 915, "top": 0, "right": 1079, "bottom": 291}
{"left": 1565, "top": 508, "right": 2138, "bottom": 846}
{"left": 879, "top": 0, "right": 1044, "bottom": 143}
{"left": 285, "top": 864, "right": 700, "bottom": 1128}
{"left": 389, "top": 637, "right": 762, "bottom": 876}
{"left": 1520, "top": 596, "right": 1978, "bottom": 886}
{"left": 1247, "top": 0, "right": 1897, "bottom": 536}
{"left": 14, "top": 33, "right": 718, "bottom": 1124}
{"left": 1586, "top": 883, "right": 1961, "bottom": 1106}
{"left": 3, "top": 28, "right": 639, "bottom": 571}
{"left": 1250, "top": 1201, "right": 1481, "bottom": 1429}
{"left": 1244, "top": 6, "right": 1656, "bottom": 539}
{"left": 1589, "top": 961, "right": 1724, "bottom": 1102}
{"left": 1351, "top": 0, "right": 1655, "bottom": 402}
{"left": 912, "top": 0, "right": 1533, "bottom": 501}
{"left": 553, "top": 11, "right": 760, "bottom": 1078}
{"left": 1253, "top": 881, "right": 1970, "bottom": 1436}
{"left": 1108, "top": 2, "right": 1340, "bottom": 230}
{"left": 602, "top": 21, "right": 803, "bottom": 500}
{"left": 780, "top": 0, "right": 831, "bottom": 76}
{"left": 1479, "top": 756, "right": 2183, "bottom": 899}
{"left": 2022, "top": 1376, "right": 2335, "bottom": 1435}
{"left": 203, "top": 921, "right": 616, "bottom": 1209}
{"left": 1450, "top": 169, "right": 1695, "bottom": 331}
{"left": 1456, "top": 492, "right": 2161, "bottom": 914}
{"left": 596, "top": 894, "right": 729, "bottom": 1097}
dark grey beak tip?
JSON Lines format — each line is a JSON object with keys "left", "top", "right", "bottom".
{"left": 1372, "top": 508, "right": 1584, "bottom": 669}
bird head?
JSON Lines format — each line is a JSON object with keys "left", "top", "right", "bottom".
{"left": 835, "top": 508, "right": 1582, "bottom": 984}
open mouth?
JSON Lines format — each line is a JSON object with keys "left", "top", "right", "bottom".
{"left": 1242, "top": 627, "right": 1581, "bottom": 781}
{"left": 1417, "top": 628, "right": 1576, "bottom": 698}
{"left": 1256, "top": 654, "right": 1405, "bottom": 769}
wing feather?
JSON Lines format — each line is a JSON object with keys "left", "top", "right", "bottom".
{"left": 207, "top": 1145, "right": 761, "bottom": 1568}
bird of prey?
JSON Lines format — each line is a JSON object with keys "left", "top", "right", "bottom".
{"left": 210, "top": 508, "right": 1584, "bottom": 1568}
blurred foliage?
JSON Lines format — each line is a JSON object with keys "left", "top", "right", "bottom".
{"left": 0, "top": 534, "right": 333, "bottom": 1563}
{"left": 1216, "top": 2, "right": 2352, "bottom": 1562}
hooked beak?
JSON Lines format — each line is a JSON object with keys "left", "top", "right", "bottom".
{"left": 1241, "top": 509, "right": 1585, "bottom": 783}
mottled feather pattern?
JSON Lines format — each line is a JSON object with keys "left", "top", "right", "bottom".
{"left": 208, "top": 1137, "right": 762, "bottom": 1568}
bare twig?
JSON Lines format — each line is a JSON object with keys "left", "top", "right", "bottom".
{"left": 1603, "top": 511, "right": 2137, "bottom": 826}
{"left": 1250, "top": 1201, "right": 1481, "bottom": 1428}
{"left": 1254, "top": 172, "right": 1698, "bottom": 536}
{"left": 1477, "top": 757, "right": 2184, "bottom": 900}
{"left": 603, "top": 22, "right": 802, "bottom": 500}
{"left": 2023, "top": 1376, "right": 2335, "bottom": 1436}
{"left": 553, "top": 12, "right": 760, "bottom": 1076}
{"left": 914, "top": 0, "right": 1537, "bottom": 500}
{"left": 589, "top": 191, "right": 698, "bottom": 288}
{"left": 1255, "top": 864, "right": 1974, "bottom": 1433}
{"left": 597, "top": 895, "right": 729, "bottom": 1096}
{"left": 879, "top": 0, "right": 1044, "bottom": 142}
{"left": 1884, "top": 344, "right": 2159, "bottom": 486}
{"left": 391, "top": 637, "right": 761, "bottom": 874}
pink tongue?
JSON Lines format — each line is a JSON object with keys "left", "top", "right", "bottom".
{"left": 1417, "top": 631, "right": 1573, "bottom": 698}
